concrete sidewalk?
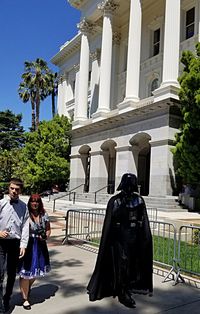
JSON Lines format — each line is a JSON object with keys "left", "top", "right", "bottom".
{"left": 7, "top": 211, "right": 200, "bottom": 314}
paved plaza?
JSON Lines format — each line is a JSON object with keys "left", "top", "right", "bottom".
{"left": 6, "top": 208, "right": 200, "bottom": 314}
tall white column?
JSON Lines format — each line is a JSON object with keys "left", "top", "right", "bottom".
{"left": 73, "top": 64, "right": 80, "bottom": 121}
{"left": 125, "top": 0, "right": 142, "bottom": 102}
{"left": 162, "top": 0, "right": 181, "bottom": 86}
{"left": 76, "top": 18, "right": 93, "bottom": 121}
{"left": 96, "top": 0, "right": 119, "bottom": 114}
{"left": 111, "top": 32, "right": 121, "bottom": 109}
{"left": 57, "top": 75, "right": 64, "bottom": 116}
{"left": 90, "top": 49, "right": 100, "bottom": 115}
{"left": 154, "top": 0, "right": 181, "bottom": 101}
{"left": 197, "top": 0, "right": 200, "bottom": 41}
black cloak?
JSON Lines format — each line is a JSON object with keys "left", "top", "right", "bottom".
{"left": 87, "top": 190, "right": 153, "bottom": 303}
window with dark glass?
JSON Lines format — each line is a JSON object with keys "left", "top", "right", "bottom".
{"left": 151, "top": 78, "right": 159, "bottom": 95}
{"left": 153, "top": 28, "right": 160, "bottom": 56}
{"left": 88, "top": 70, "right": 91, "bottom": 87}
{"left": 186, "top": 7, "right": 195, "bottom": 39}
{"left": 72, "top": 79, "right": 75, "bottom": 96}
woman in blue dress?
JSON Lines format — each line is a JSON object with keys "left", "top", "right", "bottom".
{"left": 18, "top": 194, "right": 51, "bottom": 310}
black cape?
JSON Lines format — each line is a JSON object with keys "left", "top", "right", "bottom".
{"left": 87, "top": 192, "right": 153, "bottom": 301}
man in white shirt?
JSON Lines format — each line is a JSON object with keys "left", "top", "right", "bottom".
{"left": 0, "top": 178, "right": 29, "bottom": 313}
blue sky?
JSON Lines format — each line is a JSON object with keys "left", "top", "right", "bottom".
{"left": 0, "top": 0, "right": 80, "bottom": 131}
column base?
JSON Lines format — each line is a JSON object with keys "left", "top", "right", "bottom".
{"left": 72, "top": 119, "right": 90, "bottom": 129}
{"left": 117, "top": 97, "right": 140, "bottom": 114}
{"left": 92, "top": 110, "right": 110, "bottom": 122}
{"left": 153, "top": 83, "right": 180, "bottom": 102}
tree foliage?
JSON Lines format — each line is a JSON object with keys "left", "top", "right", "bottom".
{"left": 0, "top": 110, "right": 25, "bottom": 183}
{"left": 18, "top": 58, "right": 57, "bottom": 131}
{"left": 17, "top": 115, "right": 71, "bottom": 193}
{"left": 173, "top": 43, "right": 200, "bottom": 183}
{"left": 0, "top": 110, "right": 25, "bottom": 151}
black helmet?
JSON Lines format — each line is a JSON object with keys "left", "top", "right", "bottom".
{"left": 117, "top": 173, "right": 138, "bottom": 194}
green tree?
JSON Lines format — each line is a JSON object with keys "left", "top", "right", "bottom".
{"left": 0, "top": 149, "right": 21, "bottom": 183}
{"left": 0, "top": 110, "right": 25, "bottom": 151}
{"left": 173, "top": 43, "right": 200, "bottom": 184}
{"left": 0, "top": 110, "right": 25, "bottom": 183}
{"left": 18, "top": 58, "right": 54, "bottom": 131}
{"left": 17, "top": 115, "right": 71, "bottom": 193}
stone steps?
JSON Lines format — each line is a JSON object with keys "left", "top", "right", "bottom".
{"left": 20, "top": 193, "right": 188, "bottom": 212}
{"left": 65, "top": 193, "right": 187, "bottom": 212}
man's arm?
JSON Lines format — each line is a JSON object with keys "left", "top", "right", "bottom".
{"left": 20, "top": 206, "right": 29, "bottom": 250}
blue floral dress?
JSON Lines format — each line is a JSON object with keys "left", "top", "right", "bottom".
{"left": 18, "top": 212, "right": 51, "bottom": 279}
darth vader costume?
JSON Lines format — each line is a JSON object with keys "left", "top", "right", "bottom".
{"left": 87, "top": 173, "right": 153, "bottom": 308}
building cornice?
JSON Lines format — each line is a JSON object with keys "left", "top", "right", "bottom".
{"left": 68, "top": 0, "right": 88, "bottom": 9}
{"left": 51, "top": 33, "right": 81, "bottom": 66}
{"left": 71, "top": 98, "right": 180, "bottom": 139}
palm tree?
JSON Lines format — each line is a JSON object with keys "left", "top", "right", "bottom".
{"left": 48, "top": 72, "right": 58, "bottom": 118}
{"left": 18, "top": 80, "right": 36, "bottom": 131}
{"left": 18, "top": 58, "right": 52, "bottom": 130}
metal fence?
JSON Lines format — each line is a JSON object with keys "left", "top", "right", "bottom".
{"left": 62, "top": 209, "right": 200, "bottom": 284}
{"left": 63, "top": 210, "right": 105, "bottom": 244}
{"left": 63, "top": 207, "right": 157, "bottom": 243}
{"left": 177, "top": 225, "right": 200, "bottom": 278}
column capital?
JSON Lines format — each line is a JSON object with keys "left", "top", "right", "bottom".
{"left": 90, "top": 49, "right": 101, "bottom": 62}
{"left": 73, "top": 64, "right": 80, "bottom": 73}
{"left": 98, "top": 0, "right": 119, "bottom": 15}
{"left": 58, "top": 74, "right": 63, "bottom": 84}
{"left": 113, "top": 31, "right": 121, "bottom": 45}
{"left": 77, "top": 18, "right": 94, "bottom": 35}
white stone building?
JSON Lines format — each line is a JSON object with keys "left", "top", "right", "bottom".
{"left": 51, "top": 0, "right": 199, "bottom": 197}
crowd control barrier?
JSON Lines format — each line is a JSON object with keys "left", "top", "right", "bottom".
{"left": 62, "top": 209, "right": 200, "bottom": 284}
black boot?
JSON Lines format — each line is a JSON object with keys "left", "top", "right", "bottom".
{"left": 118, "top": 290, "right": 136, "bottom": 308}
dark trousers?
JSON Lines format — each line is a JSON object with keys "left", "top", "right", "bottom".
{"left": 0, "top": 239, "right": 20, "bottom": 307}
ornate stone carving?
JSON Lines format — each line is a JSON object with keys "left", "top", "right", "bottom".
{"left": 73, "top": 64, "right": 80, "bottom": 73}
{"left": 113, "top": 32, "right": 121, "bottom": 45}
{"left": 90, "top": 49, "right": 101, "bottom": 62}
{"left": 97, "top": 0, "right": 119, "bottom": 14}
{"left": 58, "top": 74, "right": 63, "bottom": 84}
{"left": 77, "top": 18, "right": 94, "bottom": 35}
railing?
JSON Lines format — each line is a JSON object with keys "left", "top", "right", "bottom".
{"left": 62, "top": 209, "right": 200, "bottom": 284}
{"left": 177, "top": 225, "right": 200, "bottom": 278}
{"left": 63, "top": 208, "right": 157, "bottom": 245}
{"left": 53, "top": 184, "right": 84, "bottom": 211}
{"left": 94, "top": 184, "right": 113, "bottom": 204}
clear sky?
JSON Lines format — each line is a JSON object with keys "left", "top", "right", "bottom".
{"left": 0, "top": 0, "right": 80, "bottom": 131}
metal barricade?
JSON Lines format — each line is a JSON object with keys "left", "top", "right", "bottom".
{"left": 177, "top": 224, "right": 200, "bottom": 278}
{"left": 62, "top": 209, "right": 200, "bottom": 285}
{"left": 62, "top": 210, "right": 105, "bottom": 245}
{"left": 149, "top": 220, "right": 179, "bottom": 284}
{"left": 147, "top": 207, "right": 158, "bottom": 221}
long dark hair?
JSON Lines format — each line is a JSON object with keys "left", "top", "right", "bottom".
{"left": 28, "top": 194, "right": 45, "bottom": 215}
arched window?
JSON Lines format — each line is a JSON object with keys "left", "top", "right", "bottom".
{"left": 151, "top": 78, "right": 159, "bottom": 95}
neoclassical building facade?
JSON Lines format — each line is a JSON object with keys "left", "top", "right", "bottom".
{"left": 52, "top": 0, "right": 200, "bottom": 196}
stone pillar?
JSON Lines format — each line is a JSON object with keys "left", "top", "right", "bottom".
{"left": 76, "top": 18, "right": 93, "bottom": 122}
{"left": 89, "top": 151, "right": 108, "bottom": 192}
{"left": 73, "top": 64, "right": 80, "bottom": 121}
{"left": 125, "top": 0, "right": 142, "bottom": 102}
{"left": 111, "top": 32, "right": 121, "bottom": 109}
{"left": 149, "top": 140, "right": 175, "bottom": 196}
{"left": 115, "top": 146, "right": 138, "bottom": 189}
{"left": 95, "top": 0, "right": 119, "bottom": 116}
{"left": 198, "top": 0, "right": 200, "bottom": 41}
{"left": 153, "top": 0, "right": 181, "bottom": 101}
{"left": 57, "top": 74, "right": 65, "bottom": 116}
{"left": 90, "top": 49, "right": 101, "bottom": 115}
{"left": 69, "top": 154, "right": 85, "bottom": 191}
